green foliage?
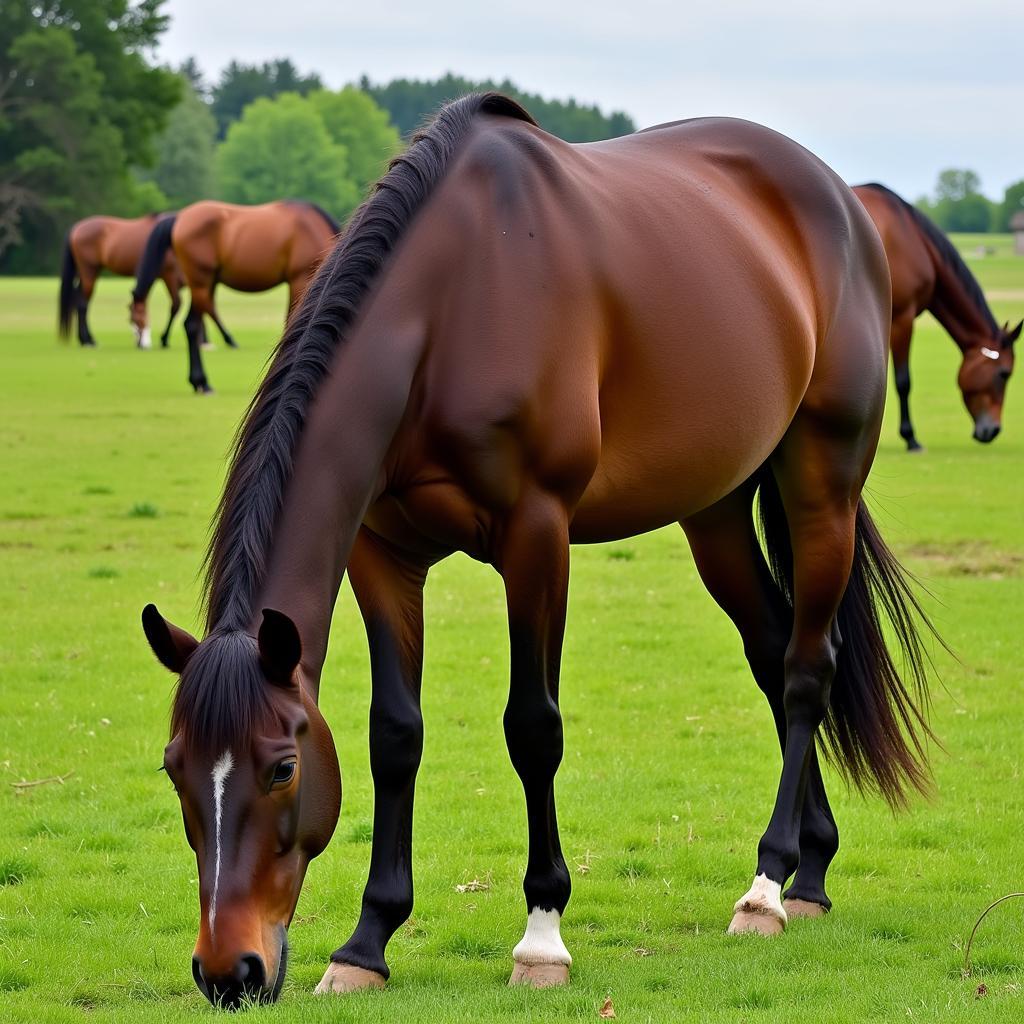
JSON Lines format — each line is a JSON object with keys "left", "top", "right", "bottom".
{"left": 308, "top": 87, "right": 402, "bottom": 193}
{"left": 140, "top": 77, "right": 217, "bottom": 209}
{"left": 210, "top": 58, "right": 323, "bottom": 139}
{"left": 215, "top": 93, "right": 359, "bottom": 216}
{"left": 0, "top": 0, "right": 179, "bottom": 272}
{"left": 917, "top": 168, "right": 997, "bottom": 233}
{"left": 362, "top": 72, "right": 635, "bottom": 142}
{"left": 996, "top": 179, "right": 1024, "bottom": 232}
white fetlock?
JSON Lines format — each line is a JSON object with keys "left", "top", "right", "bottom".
{"left": 728, "top": 873, "right": 787, "bottom": 935}
{"left": 509, "top": 908, "right": 571, "bottom": 987}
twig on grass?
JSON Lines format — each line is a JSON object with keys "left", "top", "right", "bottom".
{"left": 10, "top": 770, "right": 75, "bottom": 791}
{"left": 963, "top": 892, "right": 1024, "bottom": 976}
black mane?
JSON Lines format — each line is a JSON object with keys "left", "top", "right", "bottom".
{"left": 858, "top": 183, "right": 999, "bottom": 335}
{"left": 202, "top": 93, "right": 537, "bottom": 633}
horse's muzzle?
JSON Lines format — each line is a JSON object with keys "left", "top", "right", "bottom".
{"left": 973, "top": 417, "right": 1001, "bottom": 443}
{"left": 193, "top": 938, "right": 288, "bottom": 1010}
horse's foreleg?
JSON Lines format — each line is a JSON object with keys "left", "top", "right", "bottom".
{"left": 501, "top": 492, "right": 572, "bottom": 988}
{"left": 160, "top": 274, "right": 181, "bottom": 347}
{"left": 729, "top": 419, "right": 860, "bottom": 936}
{"left": 682, "top": 483, "right": 839, "bottom": 920}
{"left": 317, "top": 529, "right": 429, "bottom": 995}
{"left": 183, "top": 289, "right": 212, "bottom": 393}
{"left": 892, "top": 312, "right": 921, "bottom": 451}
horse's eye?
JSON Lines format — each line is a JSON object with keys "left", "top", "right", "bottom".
{"left": 271, "top": 759, "right": 296, "bottom": 788}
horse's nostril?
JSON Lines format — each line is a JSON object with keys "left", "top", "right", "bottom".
{"left": 192, "top": 955, "right": 209, "bottom": 998}
{"left": 237, "top": 953, "right": 266, "bottom": 990}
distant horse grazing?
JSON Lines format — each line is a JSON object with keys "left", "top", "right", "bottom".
{"left": 59, "top": 214, "right": 183, "bottom": 348}
{"left": 854, "top": 184, "right": 1020, "bottom": 449}
{"left": 141, "top": 95, "right": 938, "bottom": 1007}
{"left": 131, "top": 200, "right": 340, "bottom": 393}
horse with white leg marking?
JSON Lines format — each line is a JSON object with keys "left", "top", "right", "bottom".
{"left": 140, "top": 93, "right": 939, "bottom": 1006}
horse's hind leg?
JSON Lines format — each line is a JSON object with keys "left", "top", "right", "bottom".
{"left": 208, "top": 283, "right": 237, "bottom": 348}
{"left": 77, "top": 268, "right": 97, "bottom": 347}
{"left": 159, "top": 273, "right": 181, "bottom": 347}
{"left": 183, "top": 286, "right": 213, "bottom": 393}
{"left": 728, "top": 407, "right": 873, "bottom": 935}
{"left": 318, "top": 529, "right": 431, "bottom": 995}
{"left": 891, "top": 311, "right": 922, "bottom": 451}
{"left": 681, "top": 481, "right": 839, "bottom": 920}
{"left": 501, "top": 491, "right": 573, "bottom": 988}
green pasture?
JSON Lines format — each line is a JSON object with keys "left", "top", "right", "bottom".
{"left": 1, "top": 240, "right": 1023, "bottom": 1023}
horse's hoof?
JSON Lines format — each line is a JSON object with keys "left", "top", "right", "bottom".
{"left": 783, "top": 897, "right": 828, "bottom": 919}
{"left": 728, "top": 874, "right": 787, "bottom": 935}
{"left": 906, "top": 442, "right": 924, "bottom": 453}
{"left": 728, "top": 909, "right": 786, "bottom": 935}
{"left": 192, "top": 384, "right": 214, "bottom": 395}
{"left": 509, "top": 962, "right": 570, "bottom": 988}
{"left": 314, "top": 963, "right": 386, "bottom": 995}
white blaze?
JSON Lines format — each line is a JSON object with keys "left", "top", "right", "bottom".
{"left": 208, "top": 749, "right": 234, "bottom": 938}
{"left": 981, "top": 347, "right": 1000, "bottom": 361}
{"left": 512, "top": 907, "right": 572, "bottom": 966}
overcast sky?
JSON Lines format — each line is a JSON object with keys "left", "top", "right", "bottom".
{"left": 158, "top": 1, "right": 1023, "bottom": 200}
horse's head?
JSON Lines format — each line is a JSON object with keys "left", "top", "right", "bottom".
{"left": 128, "top": 294, "right": 151, "bottom": 349}
{"left": 142, "top": 605, "right": 341, "bottom": 1008}
{"left": 958, "top": 320, "right": 1021, "bottom": 443}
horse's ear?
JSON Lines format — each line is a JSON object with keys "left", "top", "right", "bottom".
{"left": 258, "top": 608, "right": 302, "bottom": 686}
{"left": 142, "top": 604, "right": 198, "bottom": 674}
{"left": 1005, "top": 320, "right": 1023, "bottom": 346}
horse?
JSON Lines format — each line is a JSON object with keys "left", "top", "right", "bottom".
{"left": 853, "top": 184, "right": 1021, "bottom": 450}
{"left": 59, "top": 213, "right": 184, "bottom": 349}
{"left": 130, "top": 200, "right": 340, "bottom": 393}
{"left": 140, "top": 94, "right": 938, "bottom": 1007}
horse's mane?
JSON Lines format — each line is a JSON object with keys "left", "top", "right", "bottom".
{"left": 859, "top": 182, "right": 998, "bottom": 335}
{"left": 287, "top": 199, "right": 342, "bottom": 235}
{"left": 202, "top": 92, "right": 537, "bottom": 633}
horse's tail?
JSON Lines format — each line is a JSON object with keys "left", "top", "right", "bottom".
{"left": 58, "top": 233, "right": 79, "bottom": 340}
{"left": 757, "top": 468, "right": 940, "bottom": 809}
{"left": 133, "top": 215, "right": 177, "bottom": 303}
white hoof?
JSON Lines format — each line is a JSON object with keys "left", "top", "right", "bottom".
{"left": 728, "top": 873, "right": 787, "bottom": 935}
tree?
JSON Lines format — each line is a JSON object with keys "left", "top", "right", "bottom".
{"left": 307, "top": 88, "right": 401, "bottom": 194}
{"left": 210, "top": 59, "right": 323, "bottom": 138}
{"left": 0, "top": 0, "right": 179, "bottom": 271}
{"left": 142, "top": 76, "right": 217, "bottom": 209}
{"left": 918, "top": 168, "right": 995, "bottom": 233}
{"left": 996, "top": 179, "right": 1024, "bottom": 232}
{"left": 215, "top": 93, "right": 358, "bottom": 216}
{"left": 362, "top": 73, "right": 635, "bottom": 142}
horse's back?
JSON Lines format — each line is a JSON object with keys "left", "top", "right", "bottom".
{"left": 422, "top": 117, "right": 888, "bottom": 535}
{"left": 71, "top": 215, "right": 158, "bottom": 276}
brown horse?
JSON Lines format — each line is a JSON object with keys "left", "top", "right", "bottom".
{"left": 59, "top": 214, "right": 183, "bottom": 348}
{"left": 130, "top": 200, "right": 340, "bottom": 393}
{"left": 141, "top": 95, "right": 937, "bottom": 1007}
{"left": 853, "top": 184, "right": 1021, "bottom": 449}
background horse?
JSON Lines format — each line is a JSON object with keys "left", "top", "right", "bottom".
{"left": 130, "top": 200, "right": 339, "bottom": 393}
{"left": 141, "top": 95, "right": 936, "bottom": 1007}
{"left": 853, "top": 184, "right": 1021, "bottom": 449}
{"left": 59, "top": 213, "right": 183, "bottom": 348}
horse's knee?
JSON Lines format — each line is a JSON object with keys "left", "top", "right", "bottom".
{"left": 504, "top": 694, "right": 563, "bottom": 781}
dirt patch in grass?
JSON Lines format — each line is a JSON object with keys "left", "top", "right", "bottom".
{"left": 905, "top": 540, "right": 1023, "bottom": 580}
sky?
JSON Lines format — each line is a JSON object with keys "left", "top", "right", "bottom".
{"left": 158, "top": 0, "right": 1024, "bottom": 201}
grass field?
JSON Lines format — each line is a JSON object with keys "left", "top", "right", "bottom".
{"left": 1, "top": 237, "right": 1023, "bottom": 1023}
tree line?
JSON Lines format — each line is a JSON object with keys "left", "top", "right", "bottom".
{"left": 915, "top": 169, "right": 1024, "bottom": 234}
{"left": 0, "top": 2, "right": 635, "bottom": 274}
{"left": 2, "top": 2, "right": 1020, "bottom": 275}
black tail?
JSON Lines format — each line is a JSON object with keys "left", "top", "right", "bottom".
{"left": 58, "top": 233, "right": 79, "bottom": 340}
{"left": 133, "top": 215, "right": 177, "bottom": 303}
{"left": 757, "top": 468, "right": 941, "bottom": 809}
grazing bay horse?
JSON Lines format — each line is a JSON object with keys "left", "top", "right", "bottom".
{"left": 59, "top": 214, "right": 183, "bottom": 348}
{"left": 141, "top": 94, "right": 937, "bottom": 1007}
{"left": 854, "top": 184, "right": 1020, "bottom": 449}
{"left": 131, "top": 200, "right": 340, "bottom": 393}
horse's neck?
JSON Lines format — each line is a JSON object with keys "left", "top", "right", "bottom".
{"left": 252, "top": 309, "right": 426, "bottom": 690}
{"left": 925, "top": 257, "right": 991, "bottom": 353}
